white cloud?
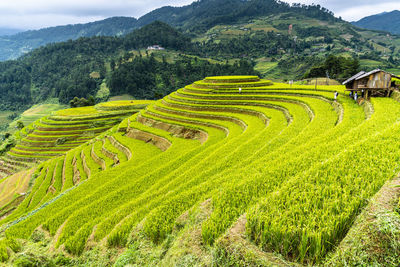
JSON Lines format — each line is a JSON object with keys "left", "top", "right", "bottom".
{"left": 0, "top": 0, "right": 193, "bottom": 29}
{"left": 0, "top": 14, "right": 106, "bottom": 30}
{"left": 336, "top": 2, "right": 400, "bottom": 21}
{"left": 0, "top": 0, "right": 398, "bottom": 30}
{"left": 283, "top": 0, "right": 399, "bottom": 21}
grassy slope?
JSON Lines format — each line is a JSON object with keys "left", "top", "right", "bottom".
{"left": 4, "top": 104, "right": 67, "bottom": 135}
{"left": 0, "top": 101, "right": 148, "bottom": 233}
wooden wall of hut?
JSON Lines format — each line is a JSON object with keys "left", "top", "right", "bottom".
{"left": 366, "top": 71, "right": 392, "bottom": 89}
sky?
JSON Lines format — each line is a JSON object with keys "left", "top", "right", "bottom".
{"left": 0, "top": 0, "right": 398, "bottom": 30}
{"left": 284, "top": 0, "right": 400, "bottom": 21}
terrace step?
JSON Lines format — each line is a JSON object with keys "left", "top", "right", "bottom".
{"left": 102, "top": 140, "right": 120, "bottom": 165}
{"left": 137, "top": 113, "right": 208, "bottom": 145}
{"left": 91, "top": 143, "right": 106, "bottom": 171}
{"left": 10, "top": 148, "right": 64, "bottom": 158}
{"left": 0, "top": 160, "right": 19, "bottom": 171}
{"left": 0, "top": 171, "right": 10, "bottom": 179}
{"left": 7, "top": 153, "right": 48, "bottom": 163}
{"left": 80, "top": 150, "right": 91, "bottom": 178}
{"left": 1, "top": 156, "right": 31, "bottom": 168}
{"left": 13, "top": 146, "right": 71, "bottom": 153}
{"left": 108, "top": 136, "right": 132, "bottom": 161}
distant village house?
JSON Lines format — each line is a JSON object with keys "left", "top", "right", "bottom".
{"left": 147, "top": 45, "right": 165, "bottom": 50}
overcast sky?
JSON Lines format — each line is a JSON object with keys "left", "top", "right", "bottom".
{"left": 0, "top": 0, "right": 398, "bottom": 30}
{"left": 284, "top": 0, "right": 399, "bottom": 21}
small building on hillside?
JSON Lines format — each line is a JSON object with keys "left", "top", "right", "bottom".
{"left": 147, "top": 45, "right": 165, "bottom": 50}
{"left": 342, "top": 69, "right": 400, "bottom": 98}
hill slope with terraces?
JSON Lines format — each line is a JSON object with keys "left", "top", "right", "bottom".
{"left": 0, "top": 101, "right": 152, "bottom": 223}
{"left": 0, "top": 77, "right": 399, "bottom": 265}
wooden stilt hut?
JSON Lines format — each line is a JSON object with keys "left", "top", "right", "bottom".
{"left": 342, "top": 69, "right": 400, "bottom": 98}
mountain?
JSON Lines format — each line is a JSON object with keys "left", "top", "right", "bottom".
{"left": 0, "top": 27, "right": 23, "bottom": 36}
{"left": 137, "top": 0, "right": 337, "bottom": 33}
{"left": 0, "top": 21, "right": 256, "bottom": 111}
{"left": 0, "top": 0, "right": 399, "bottom": 112}
{"left": 352, "top": 10, "right": 400, "bottom": 34}
{"left": 0, "top": 17, "right": 138, "bottom": 61}
{"left": 0, "top": 0, "right": 339, "bottom": 61}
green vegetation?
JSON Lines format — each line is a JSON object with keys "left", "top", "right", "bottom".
{"left": 69, "top": 96, "right": 95, "bottom": 108}
{"left": 96, "top": 100, "right": 154, "bottom": 111}
{"left": 393, "top": 77, "right": 400, "bottom": 87}
{"left": 0, "top": 0, "right": 399, "bottom": 112}
{"left": 0, "top": 100, "right": 146, "bottom": 187}
{"left": 137, "top": 0, "right": 337, "bottom": 33}
{"left": 304, "top": 55, "right": 360, "bottom": 80}
{"left": 0, "top": 21, "right": 260, "bottom": 111}
{"left": 0, "top": 76, "right": 398, "bottom": 265}
{"left": 6, "top": 103, "right": 67, "bottom": 131}
{"left": 0, "top": 17, "right": 138, "bottom": 61}
{"left": 0, "top": 1, "right": 399, "bottom": 265}
{"left": 108, "top": 54, "right": 259, "bottom": 99}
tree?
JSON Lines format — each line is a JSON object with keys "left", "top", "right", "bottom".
{"left": 69, "top": 96, "right": 95, "bottom": 108}
{"left": 16, "top": 121, "right": 24, "bottom": 130}
{"left": 110, "top": 59, "right": 116, "bottom": 71}
{"left": 304, "top": 55, "right": 360, "bottom": 80}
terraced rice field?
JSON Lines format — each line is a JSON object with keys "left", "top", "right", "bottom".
{"left": 0, "top": 101, "right": 152, "bottom": 224}
{"left": 0, "top": 76, "right": 399, "bottom": 265}
{"left": 0, "top": 102, "right": 152, "bottom": 179}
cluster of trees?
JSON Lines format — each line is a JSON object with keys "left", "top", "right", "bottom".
{"left": 295, "top": 26, "right": 330, "bottom": 39}
{"left": 275, "top": 55, "right": 321, "bottom": 80}
{"left": 304, "top": 55, "right": 360, "bottom": 80}
{"left": 0, "top": 20, "right": 264, "bottom": 111}
{"left": 123, "top": 21, "right": 191, "bottom": 51}
{"left": 0, "top": 0, "right": 396, "bottom": 114}
{"left": 108, "top": 54, "right": 259, "bottom": 99}
{"left": 26, "top": 37, "right": 115, "bottom": 103}
{"left": 138, "top": 0, "right": 338, "bottom": 33}
{"left": 192, "top": 31, "right": 312, "bottom": 59}
{"left": 0, "top": 21, "right": 196, "bottom": 110}
{"left": 69, "top": 96, "right": 95, "bottom": 108}
{"left": 0, "top": 61, "right": 31, "bottom": 110}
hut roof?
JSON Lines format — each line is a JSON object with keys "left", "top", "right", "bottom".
{"left": 342, "top": 71, "right": 366, "bottom": 85}
{"left": 355, "top": 69, "right": 400, "bottom": 80}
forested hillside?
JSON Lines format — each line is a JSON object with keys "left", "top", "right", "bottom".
{"left": 0, "top": 0, "right": 337, "bottom": 61}
{"left": 0, "top": 17, "right": 138, "bottom": 61}
{"left": 108, "top": 55, "right": 257, "bottom": 99}
{"left": 0, "top": 21, "right": 258, "bottom": 111}
{"left": 0, "top": 0, "right": 399, "bottom": 114}
{"left": 137, "top": 0, "right": 337, "bottom": 33}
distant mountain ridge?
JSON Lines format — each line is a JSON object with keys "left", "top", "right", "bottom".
{"left": 0, "top": 28, "right": 23, "bottom": 36}
{"left": 136, "top": 0, "right": 338, "bottom": 32}
{"left": 0, "top": 17, "right": 138, "bottom": 61}
{"left": 352, "top": 10, "right": 400, "bottom": 35}
{"left": 0, "top": 0, "right": 339, "bottom": 60}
